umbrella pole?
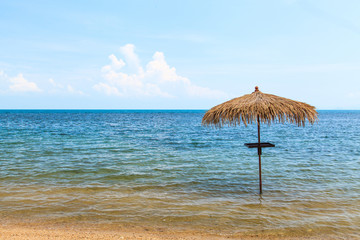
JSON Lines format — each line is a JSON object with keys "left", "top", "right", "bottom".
{"left": 257, "top": 116, "right": 262, "bottom": 194}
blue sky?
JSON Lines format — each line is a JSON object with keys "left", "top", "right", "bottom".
{"left": 1, "top": 0, "right": 360, "bottom": 109}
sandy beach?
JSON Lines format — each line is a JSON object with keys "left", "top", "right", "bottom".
{"left": 0, "top": 221, "right": 348, "bottom": 240}
{"left": 0, "top": 226, "right": 337, "bottom": 240}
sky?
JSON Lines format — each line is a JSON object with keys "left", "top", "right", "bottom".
{"left": 1, "top": 0, "right": 360, "bottom": 109}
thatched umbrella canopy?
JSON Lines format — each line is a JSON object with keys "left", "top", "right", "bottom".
{"left": 203, "top": 86, "right": 317, "bottom": 127}
{"left": 202, "top": 86, "right": 318, "bottom": 194}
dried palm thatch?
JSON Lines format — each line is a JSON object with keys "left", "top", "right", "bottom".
{"left": 202, "top": 86, "right": 318, "bottom": 127}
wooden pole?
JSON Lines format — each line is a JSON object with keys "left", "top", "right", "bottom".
{"left": 257, "top": 115, "right": 262, "bottom": 194}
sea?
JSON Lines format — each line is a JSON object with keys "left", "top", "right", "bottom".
{"left": 0, "top": 110, "right": 359, "bottom": 238}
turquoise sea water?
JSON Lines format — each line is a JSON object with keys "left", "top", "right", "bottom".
{"left": 0, "top": 110, "right": 359, "bottom": 238}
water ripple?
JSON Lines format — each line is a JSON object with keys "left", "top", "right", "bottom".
{"left": 0, "top": 110, "right": 359, "bottom": 237}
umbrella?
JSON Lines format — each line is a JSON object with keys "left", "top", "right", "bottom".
{"left": 202, "top": 86, "right": 318, "bottom": 194}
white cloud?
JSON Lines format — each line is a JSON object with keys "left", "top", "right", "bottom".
{"left": 9, "top": 73, "right": 41, "bottom": 92}
{"left": 94, "top": 44, "right": 227, "bottom": 99}
{"left": 145, "top": 51, "right": 189, "bottom": 84}
{"left": 93, "top": 82, "right": 122, "bottom": 96}
{"left": 48, "top": 78, "right": 84, "bottom": 95}
{"left": 67, "top": 85, "right": 74, "bottom": 92}
{"left": 101, "top": 54, "right": 125, "bottom": 72}
{"left": 119, "top": 44, "right": 143, "bottom": 74}
{"left": 185, "top": 84, "right": 225, "bottom": 98}
{"left": 49, "top": 78, "right": 63, "bottom": 88}
{"left": 67, "top": 84, "right": 84, "bottom": 95}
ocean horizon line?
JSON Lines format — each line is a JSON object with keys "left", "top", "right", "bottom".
{"left": 0, "top": 108, "right": 360, "bottom": 113}
{"left": 0, "top": 109, "right": 359, "bottom": 112}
